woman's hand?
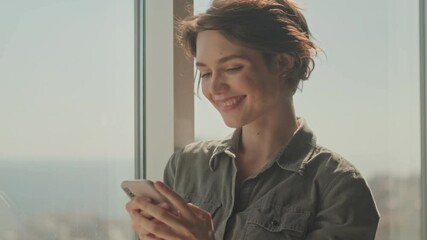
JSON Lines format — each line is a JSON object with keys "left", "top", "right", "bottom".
{"left": 126, "top": 181, "right": 215, "bottom": 240}
{"left": 126, "top": 196, "right": 172, "bottom": 240}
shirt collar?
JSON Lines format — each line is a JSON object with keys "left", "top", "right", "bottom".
{"left": 274, "top": 118, "right": 317, "bottom": 175}
{"left": 209, "top": 129, "right": 240, "bottom": 171}
{"left": 208, "top": 118, "right": 317, "bottom": 175}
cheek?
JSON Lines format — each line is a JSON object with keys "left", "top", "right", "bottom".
{"left": 201, "top": 81, "right": 212, "bottom": 101}
{"left": 248, "top": 76, "right": 281, "bottom": 102}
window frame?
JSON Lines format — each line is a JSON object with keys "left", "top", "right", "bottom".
{"left": 420, "top": 0, "right": 427, "bottom": 238}
{"left": 137, "top": 0, "right": 194, "bottom": 182}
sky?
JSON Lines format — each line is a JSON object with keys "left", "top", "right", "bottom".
{"left": 0, "top": 0, "right": 134, "bottom": 161}
{"left": 0, "top": 0, "right": 422, "bottom": 178}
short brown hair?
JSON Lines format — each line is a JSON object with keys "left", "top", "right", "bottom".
{"left": 176, "top": 0, "right": 319, "bottom": 93}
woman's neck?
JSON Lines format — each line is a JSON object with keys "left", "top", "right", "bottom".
{"left": 239, "top": 102, "right": 298, "bottom": 165}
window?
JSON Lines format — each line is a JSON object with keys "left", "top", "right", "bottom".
{"left": 0, "top": 0, "right": 134, "bottom": 238}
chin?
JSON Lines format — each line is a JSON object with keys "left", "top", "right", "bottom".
{"left": 222, "top": 117, "right": 246, "bottom": 129}
{"left": 224, "top": 122, "right": 240, "bottom": 129}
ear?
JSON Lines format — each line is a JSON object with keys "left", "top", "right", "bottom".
{"left": 276, "top": 53, "right": 294, "bottom": 76}
{"left": 274, "top": 54, "right": 296, "bottom": 94}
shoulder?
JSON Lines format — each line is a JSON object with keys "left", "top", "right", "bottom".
{"left": 303, "top": 146, "right": 378, "bottom": 212}
{"left": 303, "top": 145, "right": 371, "bottom": 197}
{"left": 303, "top": 147, "right": 380, "bottom": 237}
{"left": 306, "top": 145, "right": 362, "bottom": 178}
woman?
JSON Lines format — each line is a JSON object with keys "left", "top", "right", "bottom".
{"left": 126, "top": 0, "right": 380, "bottom": 239}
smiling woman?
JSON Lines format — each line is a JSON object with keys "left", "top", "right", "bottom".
{"left": 196, "top": 30, "right": 295, "bottom": 129}
{"left": 125, "top": 0, "right": 380, "bottom": 239}
{"left": 193, "top": 0, "right": 423, "bottom": 239}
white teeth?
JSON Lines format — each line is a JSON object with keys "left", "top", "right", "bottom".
{"left": 219, "top": 96, "right": 243, "bottom": 107}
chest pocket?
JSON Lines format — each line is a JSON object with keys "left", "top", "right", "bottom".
{"left": 244, "top": 206, "right": 310, "bottom": 240}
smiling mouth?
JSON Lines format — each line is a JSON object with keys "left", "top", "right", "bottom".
{"left": 216, "top": 96, "right": 246, "bottom": 111}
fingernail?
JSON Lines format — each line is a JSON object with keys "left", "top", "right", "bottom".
{"left": 154, "top": 181, "right": 164, "bottom": 187}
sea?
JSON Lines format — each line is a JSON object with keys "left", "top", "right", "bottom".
{"left": 0, "top": 159, "right": 134, "bottom": 221}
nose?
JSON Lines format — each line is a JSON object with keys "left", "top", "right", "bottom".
{"left": 209, "top": 72, "right": 228, "bottom": 94}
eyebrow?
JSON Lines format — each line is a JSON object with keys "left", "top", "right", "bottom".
{"left": 195, "top": 54, "right": 249, "bottom": 67}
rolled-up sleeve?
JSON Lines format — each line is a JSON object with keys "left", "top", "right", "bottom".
{"left": 306, "top": 171, "right": 380, "bottom": 240}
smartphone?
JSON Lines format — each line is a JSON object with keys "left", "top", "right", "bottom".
{"left": 121, "top": 180, "right": 170, "bottom": 204}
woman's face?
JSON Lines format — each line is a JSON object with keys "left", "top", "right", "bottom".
{"left": 196, "top": 30, "right": 291, "bottom": 128}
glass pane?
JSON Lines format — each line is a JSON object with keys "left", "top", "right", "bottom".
{"left": 0, "top": 0, "right": 135, "bottom": 239}
{"left": 194, "top": 0, "right": 421, "bottom": 239}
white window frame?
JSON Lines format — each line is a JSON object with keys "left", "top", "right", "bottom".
{"left": 420, "top": 0, "right": 426, "bottom": 238}
{"left": 136, "top": 0, "right": 194, "bottom": 181}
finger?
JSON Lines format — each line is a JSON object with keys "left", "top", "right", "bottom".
{"left": 139, "top": 198, "right": 182, "bottom": 226}
{"left": 130, "top": 198, "right": 178, "bottom": 238}
{"left": 136, "top": 211, "right": 179, "bottom": 239}
{"left": 130, "top": 211, "right": 151, "bottom": 236}
{"left": 158, "top": 202, "right": 173, "bottom": 211}
{"left": 154, "top": 181, "right": 195, "bottom": 219}
{"left": 187, "top": 203, "right": 214, "bottom": 228}
{"left": 139, "top": 197, "right": 201, "bottom": 237}
{"left": 187, "top": 203, "right": 211, "bottom": 220}
{"left": 127, "top": 197, "right": 155, "bottom": 219}
{"left": 131, "top": 197, "right": 183, "bottom": 230}
{"left": 144, "top": 233, "right": 164, "bottom": 240}
{"left": 129, "top": 207, "right": 169, "bottom": 240}
{"left": 139, "top": 233, "right": 163, "bottom": 240}
{"left": 126, "top": 200, "right": 140, "bottom": 213}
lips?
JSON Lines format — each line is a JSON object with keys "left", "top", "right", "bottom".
{"left": 215, "top": 95, "right": 246, "bottom": 111}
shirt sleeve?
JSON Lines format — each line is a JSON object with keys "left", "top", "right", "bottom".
{"left": 163, "top": 149, "right": 182, "bottom": 189}
{"left": 306, "top": 171, "right": 380, "bottom": 240}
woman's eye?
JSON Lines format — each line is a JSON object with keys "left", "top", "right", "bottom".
{"left": 200, "top": 72, "right": 212, "bottom": 79}
{"left": 226, "top": 66, "right": 243, "bottom": 73}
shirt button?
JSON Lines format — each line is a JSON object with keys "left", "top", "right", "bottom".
{"left": 270, "top": 220, "right": 279, "bottom": 227}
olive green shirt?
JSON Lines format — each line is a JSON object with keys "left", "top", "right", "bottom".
{"left": 164, "top": 119, "right": 380, "bottom": 240}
